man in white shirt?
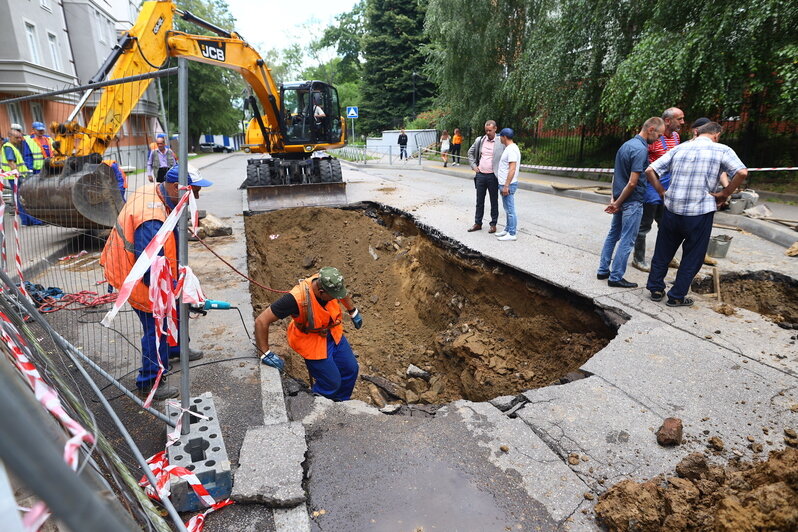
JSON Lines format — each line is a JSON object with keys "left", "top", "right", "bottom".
{"left": 495, "top": 128, "right": 520, "bottom": 241}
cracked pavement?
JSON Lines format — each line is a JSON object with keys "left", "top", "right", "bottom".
{"left": 285, "top": 161, "right": 798, "bottom": 531}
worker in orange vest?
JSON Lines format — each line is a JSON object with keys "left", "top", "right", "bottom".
{"left": 254, "top": 267, "right": 363, "bottom": 401}
{"left": 101, "top": 165, "right": 212, "bottom": 399}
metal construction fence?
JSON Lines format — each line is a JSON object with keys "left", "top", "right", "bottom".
{"left": 0, "top": 61, "right": 207, "bottom": 531}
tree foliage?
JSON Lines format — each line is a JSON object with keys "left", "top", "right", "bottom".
{"left": 359, "top": 0, "right": 434, "bottom": 134}
{"left": 425, "top": 0, "right": 530, "bottom": 133}
{"left": 602, "top": 0, "right": 798, "bottom": 127}
{"left": 162, "top": 0, "right": 244, "bottom": 147}
{"left": 425, "top": 0, "right": 798, "bottom": 136}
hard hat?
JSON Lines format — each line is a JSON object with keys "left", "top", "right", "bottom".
{"left": 32, "top": 121, "right": 45, "bottom": 131}
{"left": 10, "top": 123, "right": 22, "bottom": 131}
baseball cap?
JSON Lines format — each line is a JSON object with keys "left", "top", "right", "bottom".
{"left": 164, "top": 164, "right": 214, "bottom": 187}
{"left": 32, "top": 121, "right": 45, "bottom": 131}
{"left": 498, "top": 127, "right": 514, "bottom": 139}
{"left": 691, "top": 117, "right": 711, "bottom": 129}
{"left": 318, "top": 267, "right": 347, "bottom": 299}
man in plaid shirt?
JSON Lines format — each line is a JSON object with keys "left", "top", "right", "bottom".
{"left": 644, "top": 121, "right": 748, "bottom": 307}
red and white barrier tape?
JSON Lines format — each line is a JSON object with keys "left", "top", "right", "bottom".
{"left": 519, "top": 164, "right": 798, "bottom": 174}
{"left": 0, "top": 309, "right": 95, "bottom": 531}
{"left": 0, "top": 176, "right": 30, "bottom": 301}
{"left": 101, "top": 186, "right": 200, "bottom": 327}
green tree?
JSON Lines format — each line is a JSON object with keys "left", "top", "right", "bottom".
{"left": 315, "top": 1, "right": 366, "bottom": 83}
{"left": 425, "top": 0, "right": 530, "bottom": 133}
{"left": 601, "top": 0, "right": 798, "bottom": 128}
{"left": 360, "top": 0, "right": 433, "bottom": 134}
{"left": 162, "top": 0, "right": 244, "bottom": 148}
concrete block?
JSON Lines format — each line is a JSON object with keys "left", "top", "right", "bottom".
{"left": 166, "top": 393, "right": 232, "bottom": 512}
{"left": 232, "top": 422, "right": 307, "bottom": 507}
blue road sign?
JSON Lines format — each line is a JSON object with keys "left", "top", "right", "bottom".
{"left": 346, "top": 106, "right": 359, "bottom": 118}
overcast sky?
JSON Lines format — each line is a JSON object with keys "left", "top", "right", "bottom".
{"left": 224, "top": 0, "right": 358, "bottom": 65}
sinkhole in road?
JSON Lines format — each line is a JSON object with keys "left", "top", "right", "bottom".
{"left": 245, "top": 203, "right": 622, "bottom": 405}
{"left": 692, "top": 270, "right": 798, "bottom": 325}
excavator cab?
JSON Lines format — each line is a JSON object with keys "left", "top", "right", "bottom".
{"left": 280, "top": 81, "right": 342, "bottom": 146}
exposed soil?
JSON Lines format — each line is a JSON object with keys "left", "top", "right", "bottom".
{"left": 693, "top": 271, "right": 798, "bottom": 324}
{"left": 245, "top": 204, "right": 616, "bottom": 404}
{"left": 595, "top": 448, "right": 798, "bottom": 531}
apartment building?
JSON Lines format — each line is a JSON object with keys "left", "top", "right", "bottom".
{"left": 1, "top": 0, "right": 164, "bottom": 168}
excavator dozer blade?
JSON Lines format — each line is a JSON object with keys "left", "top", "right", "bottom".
{"left": 20, "top": 161, "right": 124, "bottom": 229}
{"left": 245, "top": 182, "right": 347, "bottom": 213}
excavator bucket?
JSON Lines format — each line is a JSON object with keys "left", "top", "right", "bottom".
{"left": 20, "top": 159, "right": 124, "bottom": 229}
{"left": 245, "top": 182, "right": 347, "bottom": 213}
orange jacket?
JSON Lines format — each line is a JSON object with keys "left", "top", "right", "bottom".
{"left": 100, "top": 183, "right": 177, "bottom": 312}
{"left": 286, "top": 275, "right": 344, "bottom": 360}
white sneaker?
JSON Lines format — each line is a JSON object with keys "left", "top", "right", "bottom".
{"left": 495, "top": 230, "right": 508, "bottom": 237}
{"left": 497, "top": 234, "right": 517, "bottom": 241}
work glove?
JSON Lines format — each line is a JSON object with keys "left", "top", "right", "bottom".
{"left": 349, "top": 308, "right": 363, "bottom": 329}
{"left": 260, "top": 350, "right": 285, "bottom": 372}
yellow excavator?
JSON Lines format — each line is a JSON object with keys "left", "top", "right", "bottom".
{"left": 21, "top": 0, "right": 346, "bottom": 228}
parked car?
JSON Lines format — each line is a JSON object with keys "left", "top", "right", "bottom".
{"left": 199, "top": 142, "right": 234, "bottom": 153}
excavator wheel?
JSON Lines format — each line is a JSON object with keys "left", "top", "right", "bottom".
{"left": 318, "top": 158, "right": 343, "bottom": 183}
{"left": 243, "top": 159, "right": 274, "bottom": 188}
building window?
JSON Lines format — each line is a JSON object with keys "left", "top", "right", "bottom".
{"left": 6, "top": 103, "right": 24, "bottom": 131}
{"left": 25, "top": 23, "right": 41, "bottom": 65}
{"left": 30, "top": 102, "right": 45, "bottom": 125}
{"left": 40, "top": 0, "right": 52, "bottom": 11}
{"left": 95, "top": 10, "right": 106, "bottom": 44}
{"left": 47, "top": 33, "right": 62, "bottom": 70}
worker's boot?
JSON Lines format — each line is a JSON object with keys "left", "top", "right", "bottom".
{"left": 138, "top": 378, "right": 179, "bottom": 400}
{"left": 169, "top": 348, "right": 204, "bottom": 361}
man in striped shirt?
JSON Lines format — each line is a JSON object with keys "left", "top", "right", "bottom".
{"left": 644, "top": 122, "right": 748, "bottom": 307}
{"left": 632, "top": 107, "right": 684, "bottom": 272}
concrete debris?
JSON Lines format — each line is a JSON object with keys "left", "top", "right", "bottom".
{"left": 368, "top": 384, "right": 386, "bottom": 408}
{"left": 368, "top": 245, "right": 379, "bottom": 260}
{"left": 197, "top": 213, "right": 233, "bottom": 238}
{"left": 379, "top": 404, "right": 401, "bottom": 415}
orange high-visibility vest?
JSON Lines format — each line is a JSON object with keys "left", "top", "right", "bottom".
{"left": 286, "top": 275, "right": 344, "bottom": 360}
{"left": 100, "top": 183, "right": 177, "bottom": 312}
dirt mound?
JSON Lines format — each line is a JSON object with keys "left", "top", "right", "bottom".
{"left": 693, "top": 271, "right": 798, "bottom": 324}
{"left": 245, "top": 205, "right": 615, "bottom": 404}
{"left": 595, "top": 448, "right": 798, "bottom": 531}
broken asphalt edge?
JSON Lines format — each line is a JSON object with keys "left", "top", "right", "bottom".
{"left": 348, "top": 161, "right": 798, "bottom": 250}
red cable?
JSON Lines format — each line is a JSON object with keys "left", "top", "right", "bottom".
{"left": 37, "top": 291, "right": 118, "bottom": 313}
{"left": 191, "top": 231, "right": 289, "bottom": 294}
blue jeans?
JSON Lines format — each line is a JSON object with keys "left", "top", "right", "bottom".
{"left": 305, "top": 334, "right": 359, "bottom": 401}
{"left": 501, "top": 182, "right": 518, "bottom": 235}
{"left": 597, "top": 200, "right": 644, "bottom": 282}
{"left": 133, "top": 308, "right": 180, "bottom": 388}
{"left": 647, "top": 209, "right": 714, "bottom": 300}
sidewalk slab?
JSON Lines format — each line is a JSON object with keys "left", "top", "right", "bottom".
{"left": 232, "top": 422, "right": 307, "bottom": 507}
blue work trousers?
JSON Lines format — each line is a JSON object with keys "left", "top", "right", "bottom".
{"left": 133, "top": 308, "right": 180, "bottom": 388}
{"left": 500, "top": 182, "right": 518, "bottom": 235}
{"left": 597, "top": 200, "right": 644, "bottom": 282}
{"left": 474, "top": 172, "right": 499, "bottom": 227}
{"left": 647, "top": 209, "right": 714, "bottom": 301}
{"left": 305, "top": 334, "right": 359, "bottom": 401}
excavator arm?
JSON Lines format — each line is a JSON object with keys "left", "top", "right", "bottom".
{"left": 59, "top": 0, "right": 283, "bottom": 158}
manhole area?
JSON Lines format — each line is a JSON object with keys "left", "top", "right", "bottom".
{"left": 245, "top": 205, "right": 617, "bottom": 404}
{"left": 692, "top": 270, "right": 798, "bottom": 324}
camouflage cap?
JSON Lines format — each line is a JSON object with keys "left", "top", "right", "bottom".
{"left": 318, "top": 267, "right": 347, "bottom": 299}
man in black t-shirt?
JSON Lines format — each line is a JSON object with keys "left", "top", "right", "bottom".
{"left": 254, "top": 267, "right": 364, "bottom": 401}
